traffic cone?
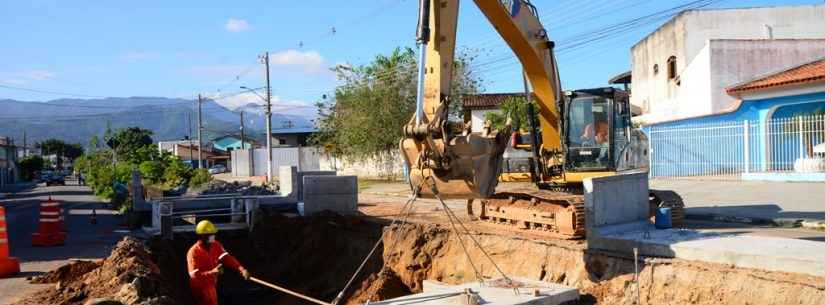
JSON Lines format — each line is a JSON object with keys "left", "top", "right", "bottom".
{"left": 32, "top": 197, "right": 66, "bottom": 247}
{"left": 0, "top": 206, "right": 21, "bottom": 277}
{"left": 90, "top": 207, "right": 97, "bottom": 225}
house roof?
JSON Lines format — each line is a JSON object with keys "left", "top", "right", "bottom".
{"left": 609, "top": 71, "right": 632, "bottom": 84}
{"left": 727, "top": 56, "right": 825, "bottom": 94}
{"left": 462, "top": 93, "right": 526, "bottom": 110}
{"left": 270, "top": 127, "right": 318, "bottom": 135}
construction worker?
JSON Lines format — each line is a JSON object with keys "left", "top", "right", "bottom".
{"left": 187, "top": 220, "right": 251, "bottom": 305}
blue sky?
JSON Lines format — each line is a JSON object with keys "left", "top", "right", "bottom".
{"left": 1, "top": 0, "right": 822, "bottom": 118}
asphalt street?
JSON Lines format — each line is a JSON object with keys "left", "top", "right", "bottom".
{"left": 0, "top": 181, "right": 126, "bottom": 305}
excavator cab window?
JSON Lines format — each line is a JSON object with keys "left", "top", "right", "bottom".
{"left": 565, "top": 95, "right": 613, "bottom": 171}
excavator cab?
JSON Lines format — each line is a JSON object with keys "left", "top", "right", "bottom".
{"left": 553, "top": 87, "right": 644, "bottom": 184}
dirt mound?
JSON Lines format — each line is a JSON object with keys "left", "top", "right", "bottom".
{"left": 29, "top": 260, "right": 102, "bottom": 284}
{"left": 346, "top": 269, "right": 411, "bottom": 305}
{"left": 14, "top": 237, "right": 178, "bottom": 305}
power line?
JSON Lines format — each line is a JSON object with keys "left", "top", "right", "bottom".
{"left": 0, "top": 83, "right": 109, "bottom": 99}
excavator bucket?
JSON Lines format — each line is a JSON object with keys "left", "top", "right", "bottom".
{"left": 401, "top": 131, "right": 508, "bottom": 199}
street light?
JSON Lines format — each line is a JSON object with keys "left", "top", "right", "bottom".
{"left": 240, "top": 85, "right": 273, "bottom": 183}
{"left": 240, "top": 86, "right": 267, "bottom": 102}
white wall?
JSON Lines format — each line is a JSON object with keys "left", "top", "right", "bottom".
{"left": 708, "top": 40, "right": 825, "bottom": 113}
{"left": 631, "top": 5, "right": 825, "bottom": 123}
{"left": 319, "top": 151, "right": 405, "bottom": 180}
{"left": 232, "top": 147, "right": 320, "bottom": 177}
{"left": 470, "top": 109, "right": 501, "bottom": 132}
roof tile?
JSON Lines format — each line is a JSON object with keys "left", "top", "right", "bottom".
{"left": 727, "top": 57, "right": 825, "bottom": 94}
{"left": 461, "top": 93, "right": 526, "bottom": 109}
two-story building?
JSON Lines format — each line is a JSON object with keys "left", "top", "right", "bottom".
{"left": 630, "top": 5, "right": 825, "bottom": 124}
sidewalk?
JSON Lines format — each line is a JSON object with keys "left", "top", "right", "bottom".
{"left": 651, "top": 179, "right": 825, "bottom": 228}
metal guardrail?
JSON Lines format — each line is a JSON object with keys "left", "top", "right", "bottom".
{"left": 153, "top": 196, "right": 259, "bottom": 239}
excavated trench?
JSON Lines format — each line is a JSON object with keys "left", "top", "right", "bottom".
{"left": 16, "top": 212, "right": 825, "bottom": 305}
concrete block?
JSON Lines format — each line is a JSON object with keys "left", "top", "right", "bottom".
{"left": 295, "top": 170, "right": 336, "bottom": 201}
{"left": 373, "top": 277, "right": 578, "bottom": 305}
{"left": 278, "top": 166, "right": 298, "bottom": 200}
{"left": 302, "top": 175, "right": 358, "bottom": 215}
{"left": 584, "top": 173, "right": 649, "bottom": 228}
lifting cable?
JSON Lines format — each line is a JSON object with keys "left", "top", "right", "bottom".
{"left": 331, "top": 183, "right": 423, "bottom": 305}
{"left": 431, "top": 191, "right": 515, "bottom": 290}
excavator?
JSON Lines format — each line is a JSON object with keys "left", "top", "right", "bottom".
{"left": 400, "top": 0, "right": 683, "bottom": 238}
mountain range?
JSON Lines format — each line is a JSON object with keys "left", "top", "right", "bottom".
{"left": 0, "top": 97, "right": 313, "bottom": 146}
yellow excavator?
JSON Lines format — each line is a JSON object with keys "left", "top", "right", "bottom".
{"left": 400, "top": 0, "right": 683, "bottom": 238}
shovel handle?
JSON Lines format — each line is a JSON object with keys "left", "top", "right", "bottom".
{"left": 249, "top": 276, "right": 333, "bottom": 305}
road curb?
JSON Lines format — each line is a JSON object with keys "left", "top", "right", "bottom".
{"left": 684, "top": 212, "right": 824, "bottom": 229}
{"left": 801, "top": 220, "right": 825, "bottom": 230}
{"left": 361, "top": 191, "right": 409, "bottom": 198}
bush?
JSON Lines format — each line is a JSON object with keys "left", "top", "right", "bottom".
{"left": 19, "top": 155, "right": 45, "bottom": 180}
{"left": 189, "top": 168, "right": 212, "bottom": 188}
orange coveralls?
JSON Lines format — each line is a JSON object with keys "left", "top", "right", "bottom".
{"left": 187, "top": 240, "right": 245, "bottom": 305}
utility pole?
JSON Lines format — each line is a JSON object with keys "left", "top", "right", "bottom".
{"left": 240, "top": 111, "right": 246, "bottom": 150}
{"left": 188, "top": 112, "right": 194, "bottom": 164}
{"left": 197, "top": 94, "right": 204, "bottom": 169}
{"left": 261, "top": 51, "right": 273, "bottom": 183}
{"left": 22, "top": 131, "right": 27, "bottom": 157}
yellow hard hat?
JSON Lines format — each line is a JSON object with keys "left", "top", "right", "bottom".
{"left": 195, "top": 220, "right": 218, "bottom": 235}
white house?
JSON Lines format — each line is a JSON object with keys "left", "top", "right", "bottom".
{"left": 630, "top": 5, "right": 825, "bottom": 124}
{"left": 461, "top": 93, "right": 526, "bottom": 131}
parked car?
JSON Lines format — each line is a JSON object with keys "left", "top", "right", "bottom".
{"left": 208, "top": 164, "right": 227, "bottom": 174}
{"left": 45, "top": 174, "right": 66, "bottom": 186}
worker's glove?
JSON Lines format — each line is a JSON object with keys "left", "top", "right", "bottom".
{"left": 240, "top": 268, "right": 251, "bottom": 281}
{"left": 210, "top": 265, "right": 224, "bottom": 276}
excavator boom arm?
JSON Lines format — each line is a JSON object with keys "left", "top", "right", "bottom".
{"left": 401, "top": 0, "right": 561, "bottom": 199}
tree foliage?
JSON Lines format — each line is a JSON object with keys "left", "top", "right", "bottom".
{"left": 19, "top": 155, "right": 45, "bottom": 180}
{"left": 109, "top": 127, "right": 154, "bottom": 162}
{"left": 76, "top": 126, "right": 204, "bottom": 209}
{"left": 484, "top": 96, "right": 539, "bottom": 132}
{"left": 311, "top": 47, "right": 483, "bottom": 160}
{"left": 37, "top": 139, "right": 84, "bottom": 169}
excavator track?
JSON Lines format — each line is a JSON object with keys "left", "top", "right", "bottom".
{"left": 471, "top": 189, "right": 586, "bottom": 239}
{"left": 469, "top": 188, "right": 686, "bottom": 239}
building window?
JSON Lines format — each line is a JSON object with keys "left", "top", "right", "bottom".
{"left": 278, "top": 138, "right": 287, "bottom": 145}
{"left": 667, "top": 56, "right": 677, "bottom": 80}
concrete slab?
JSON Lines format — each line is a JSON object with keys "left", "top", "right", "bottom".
{"left": 584, "top": 173, "right": 649, "bottom": 228}
{"left": 302, "top": 175, "right": 358, "bottom": 215}
{"left": 590, "top": 221, "right": 825, "bottom": 277}
{"left": 372, "top": 277, "right": 578, "bottom": 305}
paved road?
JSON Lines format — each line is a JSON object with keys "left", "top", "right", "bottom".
{"left": 650, "top": 179, "right": 825, "bottom": 222}
{"left": 0, "top": 182, "right": 126, "bottom": 305}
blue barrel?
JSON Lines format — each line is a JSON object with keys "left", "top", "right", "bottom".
{"left": 655, "top": 207, "right": 673, "bottom": 229}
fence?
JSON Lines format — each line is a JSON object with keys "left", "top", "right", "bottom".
{"left": 648, "top": 114, "right": 825, "bottom": 180}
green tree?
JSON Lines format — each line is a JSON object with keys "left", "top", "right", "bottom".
{"left": 311, "top": 47, "right": 482, "bottom": 160}
{"left": 484, "top": 96, "right": 539, "bottom": 132}
{"left": 18, "top": 155, "right": 45, "bottom": 180}
{"left": 110, "top": 127, "right": 154, "bottom": 162}
{"left": 37, "top": 139, "right": 85, "bottom": 170}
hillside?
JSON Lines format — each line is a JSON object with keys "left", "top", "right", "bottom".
{"left": 0, "top": 97, "right": 312, "bottom": 145}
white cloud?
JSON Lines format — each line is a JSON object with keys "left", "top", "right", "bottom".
{"left": 225, "top": 18, "right": 250, "bottom": 32}
{"left": 211, "top": 91, "right": 316, "bottom": 118}
{"left": 269, "top": 49, "right": 328, "bottom": 74}
{"left": 0, "top": 69, "right": 57, "bottom": 85}
{"left": 184, "top": 65, "right": 248, "bottom": 78}
{"left": 121, "top": 51, "right": 161, "bottom": 62}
